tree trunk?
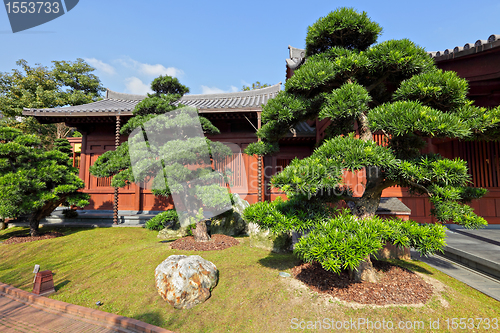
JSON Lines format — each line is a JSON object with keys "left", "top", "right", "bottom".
{"left": 29, "top": 215, "right": 40, "bottom": 237}
{"left": 0, "top": 219, "right": 6, "bottom": 231}
{"left": 349, "top": 256, "right": 378, "bottom": 283}
{"left": 347, "top": 166, "right": 388, "bottom": 282}
{"left": 193, "top": 220, "right": 210, "bottom": 242}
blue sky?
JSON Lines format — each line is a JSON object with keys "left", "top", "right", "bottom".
{"left": 1, "top": 0, "right": 499, "bottom": 96}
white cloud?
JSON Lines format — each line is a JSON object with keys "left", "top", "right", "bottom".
{"left": 125, "top": 77, "right": 152, "bottom": 95}
{"left": 140, "top": 63, "right": 183, "bottom": 77}
{"left": 117, "top": 57, "right": 183, "bottom": 77}
{"left": 84, "top": 58, "right": 116, "bottom": 75}
{"left": 201, "top": 85, "right": 239, "bottom": 94}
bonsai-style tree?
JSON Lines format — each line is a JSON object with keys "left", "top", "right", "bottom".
{"left": 244, "top": 8, "right": 500, "bottom": 281}
{"left": 90, "top": 76, "right": 232, "bottom": 241}
{"left": 0, "top": 127, "right": 89, "bottom": 236}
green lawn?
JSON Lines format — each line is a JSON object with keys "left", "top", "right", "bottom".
{"left": 0, "top": 226, "right": 498, "bottom": 332}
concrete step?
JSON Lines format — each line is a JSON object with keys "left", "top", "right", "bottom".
{"left": 440, "top": 227, "right": 500, "bottom": 281}
{"left": 7, "top": 209, "right": 163, "bottom": 228}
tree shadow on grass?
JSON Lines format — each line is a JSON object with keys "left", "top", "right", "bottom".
{"left": 133, "top": 311, "right": 168, "bottom": 329}
{"left": 258, "top": 252, "right": 302, "bottom": 271}
{"left": 0, "top": 226, "right": 98, "bottom": 241}
{"left": 389, "top": 258, "right": 434, "bottom": 275}
{"left": 54, "top": 279, "right": 71, "bottom": 291}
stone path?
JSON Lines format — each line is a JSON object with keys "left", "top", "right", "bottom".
{"left": 0, "top": 283, "right": 173, "bottom": 333}
{"left": 0, "top": 294, "right": 122, "bottom": 333}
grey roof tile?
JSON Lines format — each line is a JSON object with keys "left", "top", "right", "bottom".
{"left": 376, "top": 197, "right": 411, "bottom": 214}
{"left": 23, "top": 83, "right": 282, "bottom": 116}
{"left": 427, "top": 34, "right": 500, "bottom": 61}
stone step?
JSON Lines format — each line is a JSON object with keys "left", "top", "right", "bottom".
{"left": 440, "top": 227, "right": 500, "bottom": 281}
{"left": 441, "top": 246, "right": 500, "bottom": 280}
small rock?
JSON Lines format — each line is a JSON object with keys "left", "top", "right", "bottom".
{"left": 279, "top": 272, "right": 291, "bottom": 278}
{"left": 155, "top": 255, "right": 218, "bottom": 309}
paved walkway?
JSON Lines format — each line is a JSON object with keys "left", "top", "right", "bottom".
{"left": 412, "top": 225, "right": 500, "bottom": 302}
{"left": 0, "top": 294, "right": 120, "bottom": 333}
{"left": 0, "top": 283, "right": 173, "bottom": 333}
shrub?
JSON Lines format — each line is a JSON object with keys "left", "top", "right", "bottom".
{"left": 145, "top": 210, "right": 179, "bottom": 231}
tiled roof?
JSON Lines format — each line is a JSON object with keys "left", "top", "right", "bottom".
{"left": 23, "top": 83, "right": 282, "bottom": 117}
{"left": 376, "top": 197, "right": 411, "bottom": 214}
{"left": 288, "top": 121, "right": 315, "bottom": 137}
{"left": 428, "top": 34, "right": 500, "bottom": 60}
{"left": 287, "top": 34, "right": 500, "bottom": 66}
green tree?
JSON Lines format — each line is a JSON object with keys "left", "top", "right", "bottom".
{"left": 242, "top": 81, "right": 270, "bottom": 91}
{"left": 0, "top": 59, "right": 105, "bottom": 147}
{"left": 244, "top": 8, "right": 500, "bottom": 281}
{"left": 90, "top": 75, "right": 232, "bottom": 241}
{"left": 0, "top": 127, "right": 89, "bottom": 236}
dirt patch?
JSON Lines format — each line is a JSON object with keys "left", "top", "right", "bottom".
{"left": 169, "top": 234, "right": 239, "bottom": 251}
{"left": 291, "top": 260, "right": 434, "bottom": 306}
{"left": 2, "top": 232, "right": 64, "bottom": 244}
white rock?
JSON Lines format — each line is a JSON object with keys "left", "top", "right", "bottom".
{"left": 155, "top": 255, "right": 218, "bottom": 309}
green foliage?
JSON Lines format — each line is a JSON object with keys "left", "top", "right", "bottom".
{"left": 145, "top": 209, "right": 179, "bottom": 231}
{"left": 393, "top": 69, "right": 470, "bottom": 111}
{"left": 319, "top": 82, "right": 371, "bottom": 120}
{"left": 285, "top": 50, "right": 369, "bottom": 94}
{"left": 368, "top": 101, "right": 471, "bottom": 138}
{"left": 0, "top": 58, "right": 104, "bottom": 147}
{"left": 242, "top": 81, "right": 270, "bottom": 91}
{"left": 244, "top": 202, "right": 447, "bottom": 274}
{"left": 243, "top": 196, "right": 335, "bottom": 233}
{"left": 53, "top": 138, "right": 73, "bottom": 159}
{"left": 150, "top": 75, "right": 189, "bottom": 96}
{"left": 244, "top": 141, "right": 279, "bottom": 156}
{"left": 62, "top": 208, "right": 79, "bottom": 219}
{"left": 364, "top": 39, "right": 435, "bottom": 83}
{"left": 0, "top": 126, "right": 89, "bottom": 234}
{"left": 305, "top": 8, "right": 382, "bottom": 55}
{"left": 294, "top": 211, "right": 446, "bottom": 274}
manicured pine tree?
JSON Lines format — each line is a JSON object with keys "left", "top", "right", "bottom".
{"left": 0, "top": 127, "right": 89, "bottom": 236}
{"left": 243, "top": 8, "right": 500, "bottom": 281}
{"left": 90, "top": 76, "right": 232, "bottom": 241}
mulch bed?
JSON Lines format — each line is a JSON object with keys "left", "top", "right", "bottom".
{"left": 2, "top": 232, "right": 64, "bottom": 245}
{"left": 169, "top": 234, "right": 239, "bottom": 251}
{"left": 291, "top": 260, "right": 433, "bottom": 305}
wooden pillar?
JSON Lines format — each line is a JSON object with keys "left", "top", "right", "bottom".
{"left": 78, "top": 131, "right": 87, "bottom": 183}
{"left": 113, "top": 115, "right": 121, "bottom": 224}
{"left": 257, "top": 111, "right": 263, "bottom": 202}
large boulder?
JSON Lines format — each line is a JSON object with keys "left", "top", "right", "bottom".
{"left": 209, "top": 194, "right": 249, "bottom": 236}
{"left": 155, "top": 255, "right": 218, "bottom": 309}
{"left": 157, "top": 223, "right": 188, "bottom": 240}
{"left": 247, "top": 222, "right": 292, "bottom": 253}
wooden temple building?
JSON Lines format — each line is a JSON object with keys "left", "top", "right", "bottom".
{"left": 23, "top": 84, "right": 318, "bottom": 216}
{"left": 23, "top": 34, "right": 500, "bottom": 224}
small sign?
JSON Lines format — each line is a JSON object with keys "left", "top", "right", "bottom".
{"left": 32, "top": 270, "right": 55, "bottom": 296}
{"left": 33, "top": 265, "right": 40, "bottom": 274}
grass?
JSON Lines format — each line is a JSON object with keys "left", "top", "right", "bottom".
{"left": 0, "top": 226, "right": 499, "bottom": 333}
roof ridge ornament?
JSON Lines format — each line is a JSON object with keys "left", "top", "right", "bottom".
{"left": 488, "top": 34, "right": 500, "bottom": 43}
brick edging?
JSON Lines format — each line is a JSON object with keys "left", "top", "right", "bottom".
{"left": 0, "top": 282, "right": 174, "bottom": 333}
